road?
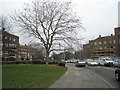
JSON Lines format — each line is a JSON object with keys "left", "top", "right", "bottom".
{"left": 85, "top": 65, "right": 120, "bottom": 88}
{"left": 49, "top": 63, "right": 120, "bottom": 88}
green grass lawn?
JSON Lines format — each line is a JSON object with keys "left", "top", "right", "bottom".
{"left": 2, "top": 64, "right": 67, "bottom": 88}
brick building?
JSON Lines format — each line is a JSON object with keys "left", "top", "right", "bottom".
{"left": 18, "top": 45, "right": 38, "bottom": 60}
{"left": 0, "top": 28, "right": 38, "bottom": 61}
{"left": 0, "top": 29, "right": 19, "bottom": 61}
{"left": 83, "top": 27, "right": 120, "bottom": 58}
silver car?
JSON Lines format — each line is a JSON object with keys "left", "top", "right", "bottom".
{"left": 76, "top": 59, "right": 86, "bottom": 67}
{"left": 113, "top": 59, "right": 120, "bottom": 67}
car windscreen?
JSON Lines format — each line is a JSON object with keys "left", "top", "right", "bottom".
{"left": 79, "top": 60, "right": 85, "bottom": 62}
{"left": 105, "top": 58, "right": 113, "bottom": 61}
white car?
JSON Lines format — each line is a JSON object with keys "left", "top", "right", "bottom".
{"left": 98, "top": 57, "right": 114, "bottom": 66}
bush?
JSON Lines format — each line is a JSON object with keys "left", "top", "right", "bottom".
{"left": 48, "top": 60, "right": 57, "bottom": 64}
{"left": 2, "top": 60, "right": 63, "bottom": 65}
{"left": 2, "top": 61, "right": 16, "bottom": 64}
{"left": 57, "top": 61, "right": 65, "bottom": 66}
{"left": 16, "top": 60, "right": 32, "bottom": 64}
{"left": 2, "top": 60, "right": 32, "bottom": 65}
{"left": 32, "top": 60, "right": 46, "bottom": 64}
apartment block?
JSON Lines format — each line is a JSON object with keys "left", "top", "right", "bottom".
{"left": 0, "top": 28, "right": 39, "bottom": 61}
{"left": 18, "top": 45, "right": 38, "bottom": 60}
{"left": 83, "top": 27, "right": 120, "bottom": 58}
{"left": 0, "top": 29, "right": 19, "bottom": 61}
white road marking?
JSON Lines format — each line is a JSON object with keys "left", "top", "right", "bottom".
{"left": 75, "top": 67, "right": 84, "bottom": 70}
{"left": 103, "top": 67, "right": 115, "bottom": 71}
{"left": 88, "top": 66, "right": 115, "bottom": 71}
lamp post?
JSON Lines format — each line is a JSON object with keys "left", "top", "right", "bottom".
{"left": 64, "top": 48, "right": 65, "bottom": 60}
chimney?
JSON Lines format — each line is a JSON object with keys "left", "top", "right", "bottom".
{"left": 111, "top": 34, "right": 113, "bottom": 36}
{"left": 99, "top": 35, "right": 101, "bottom": 38}
{"left": 2, "top": 28, "right": 5, "bottom": 31}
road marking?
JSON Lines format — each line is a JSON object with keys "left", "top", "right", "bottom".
{"left": 75, "top": 67, "right": 84, "bottom": 70}
{"left": 87, "top": 69, "right": 115, "bottom": 88}
{"left": 88, "top": 66, "right": 115, "bottom": 71}
{"left": 88, "top": 66, "right": 100, "bottom": 68}
{"left": 103, "top": 67, "right": 115, "bottom": 71}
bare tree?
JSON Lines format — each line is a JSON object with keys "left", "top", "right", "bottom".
{"left": 11, "top": 0, "right": 83, "bottom": 68}
{"left": 0, "top": 15, "right": 12, "bottom": 32}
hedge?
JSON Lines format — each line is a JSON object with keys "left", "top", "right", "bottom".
{"left": 2, "top": 60, "right": 66, "bottom": 66}
{"left": 57, "top": 61, "right": 66, "bottom": 66}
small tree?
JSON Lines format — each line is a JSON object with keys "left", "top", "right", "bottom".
{"left": 11, "top": 0, "right": 83, "bottom": 68}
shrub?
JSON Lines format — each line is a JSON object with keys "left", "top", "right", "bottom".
{"left": 32, "top": 60, "right": 46, "bottom": 64}
{"left": 57, "top": 61, "right": 65, "bottom": 66}
{"left": 2, "top": 60, "right": 32, "bottom": 65}
{"left": 48, "top": 60, "right": 57, "bottom": 64}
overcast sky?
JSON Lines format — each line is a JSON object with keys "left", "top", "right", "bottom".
{"left": 0, "top": 0, "right": 119, "bottom": 44}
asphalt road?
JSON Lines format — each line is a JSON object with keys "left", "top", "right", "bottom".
{"left": 85, "top": 65, "right": 120, "bottom": 88}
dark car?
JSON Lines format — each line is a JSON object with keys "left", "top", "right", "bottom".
{"left": 115, "top": 67, "right": 120, "bottom": 81}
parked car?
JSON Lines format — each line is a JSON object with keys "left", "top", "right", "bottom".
{"left": 67, "top": 59, "right": 73, "bottom": 63}
{"left": 97, "top": 57, "right": 114, "bottom": 66}
{"left": 86, "top": 59, "right": 99, "bottom": 66}
{"left": 115, "top": 67, "right": 120, "bottom": 81}
{"left": 113, "top": 59, "right": 120, "bottom": 67}
{"left": 76, "top": 59, "right": 86, "bottom": 67}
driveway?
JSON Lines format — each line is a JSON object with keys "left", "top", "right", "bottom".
{"left": 48, "top": 63, "right": 112, "bottom": 88}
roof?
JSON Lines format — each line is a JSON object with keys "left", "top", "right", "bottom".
{"left": 95, "top": 35, "right": 115, "bottom": 41}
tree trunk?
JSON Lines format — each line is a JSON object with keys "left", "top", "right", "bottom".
{"left": 45, "top": 51, "right": 49, "bottom": 70}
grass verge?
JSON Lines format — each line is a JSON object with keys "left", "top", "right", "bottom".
{"left": 2, "top": 64, "right": 67, "bottom": 88}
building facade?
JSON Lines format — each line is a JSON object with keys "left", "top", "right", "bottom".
{"left": 0, "top": 29, "right": 19, "bottom": 61}
{"left": 0, "top": 28, "right": 38, "bottom": 61}
{"left": 18, "top": 45, "right": 38, "bottom": 60}
{"left": 83, "top": 27, "right": 120, "bottom": 58}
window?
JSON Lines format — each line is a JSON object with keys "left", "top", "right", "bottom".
{"left": 91, "top": 43, "right": 93, "bottom": 45}
{"left": 111, "top": 46, "right": 113, "bottom": 48}
{"left": 99, "top": 42, "right": 102, "bottom": 45}
{"left": 5, "top": 43, "right": 8, "bottom": 47}
{"left": 13, "top": 39, "right": 15, "bottom": 41}
{"left": 9, "top": 37, "right": 11, "bottom": 40}
{"left": 0, "top": 34, "right": 2, "bottom": 37}
{"left": 104, "top": 41, "right": 107, "bottom": 44}
{"left": 94, "top": 42, "right": 97, "bottom": 45}
{"left": 0, "top": 50, "right": 2, "bottom": 55}
{"left": 104, "top": 47, "right": 107, "bottom": 49}
{"left": 5, "top": 36, "right": 7, "bottom": 39}
{"left": 99, "top": 47, "right": 102, "bottom": 50}
{"left": 113, "top": 46, "right": 116, "bottom": 49}
{"left": 113, "top": 40, "right": 116, "bottom": 44}
{"left": 109, "top": 41, "right": 112, "bottom": 44}
{"left": 9, "top": 44, "right": 11, "bottom": 46}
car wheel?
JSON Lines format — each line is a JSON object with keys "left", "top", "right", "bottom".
{"left": 115, "top": 73, "right": 120, "bottom": 81}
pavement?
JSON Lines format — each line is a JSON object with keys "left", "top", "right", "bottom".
{"left": 48, "top": 63, "right": 112, "bottom": 88}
